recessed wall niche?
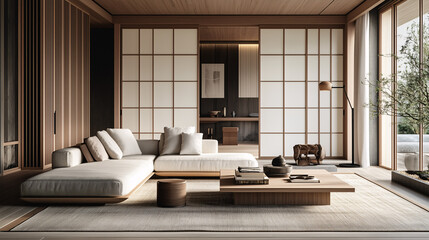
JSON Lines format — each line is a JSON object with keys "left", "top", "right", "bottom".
{"left": 200, "top": 43, "right": 259, "bottom": 143}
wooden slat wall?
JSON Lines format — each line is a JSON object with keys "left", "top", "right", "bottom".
{"left": 22, "top": 0, "right": 90, "bottom": 169}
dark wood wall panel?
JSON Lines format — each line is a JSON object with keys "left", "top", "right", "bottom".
{"left": 21, "top": 0, "right": 90, "bottom": 169}
{"left": 200, "top": 43, "right": 259, "bottom": 143}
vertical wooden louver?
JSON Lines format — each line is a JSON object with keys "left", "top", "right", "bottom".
{"left": 21, "top": 0, "right": 90, "bottom": 169}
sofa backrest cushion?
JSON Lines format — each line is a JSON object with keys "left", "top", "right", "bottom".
{"left": 137, "top": 139, "right": 160, "bottom": 155}
{"left": 180, "top": 133, "right": 203, "bottom": 155}
{"left": 107, "top": 128, "right": 142, "bottom": 156}
{"left": 52, "top": 147, "right": 83, "bottom": 168}
{"left": 161, "top": 127, "right": 195, "bottom": 155}
{"left": 97, "top": 130, "right": 123, "bottom": 159}
{"left": 85, "top": 136, "right": 109, "bottom": 161}
{"left": 79, "top": 143, "right": 94, "bottom": 162}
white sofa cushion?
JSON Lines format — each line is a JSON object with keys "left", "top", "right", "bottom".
{"left": 97, "top": 130, "right": 123, "bottom": 159}
{"left": 21, "top": 157, "right": 156, "bottom": 197}
{"left": 161, "top": 127, "right": 195, "bottom": 155}
{"left": 85, "top": 136, "right": 109, "bottom": 161}
{"left": 154, "top": 153, "right": 258, "bottom": 171}
{"left": 107, "top": 128, "right": 142, "bottom": 156}
{"left": 180, "top": 133, "right": 203, "bottom": 155}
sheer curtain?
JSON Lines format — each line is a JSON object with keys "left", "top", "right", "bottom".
{"left": 354, "top": 13, "right": 370, "bottom": 168}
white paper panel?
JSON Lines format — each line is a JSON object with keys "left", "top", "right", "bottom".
{"left": 122, "top": 29, "right": 139, "bottom": 54}
{"left": 320, "top": 90, "right": 330, "bottom": 108}
{"left": 154, "top": 109, "right": 173, "bottom": 132}
{"left": 332, "top": 109, "right": 343, "bottom": 132}
{"left": 139, "top": 134, "right": 153, "bottom": 140}
{"left": 332, "top": 133, "right": 343, "bottom": 156}
{"left": 139, "top": 56, "right": 152, "bottom": 81}
{"left": 332, "top": 29, "right": 343, "bottom": 54}
{"left": 285, "top": 82, "right": 305, "bottom": 107}
{"left": 140, "top": 109, "right": 152, "bottom": 132}
{"left": 133, "top": 134, "right": 139, "bottom": 139}
{"left": 154, "top": 29, "right": 173, "bottom": 54}
{"left": 320, "top": 29, "right": 330, "bottom": 54}
{"left": 139, "top": 29, "right": 152, "bottom": 54}
{"left": 285, "top": 134, "right": 306, "bottom": 156}
{"left": 174, "top": 56, "right": 197, "bottom": 81}
{"left": 320, "top": 134, "right": 331, "bottom": 156}
{"left": 285, "top": 56, "right": 305, "bottom": 81}
{"left": 174, "top": 109, "right": 197, "bottom": 128}
{"left": 307, "top": 82, "right": 319, "bottom": 107}
{"left": 122, "top": 56, "right": 139, "bottom": 80}
{"left": 122, "top": 109, "right": 139, "bottom": 132}
{"left": 260, "top": 29, "right": 283, "bottom": 54}
{"left": 307, "top": 29, "right": 318, "bottom": 54}
{"left": 307, "top": 56, "right": 318, "bottom": 81}
{"left": 154, "top": 82, "right": 173, "bottom": 107}
{"left": 139, "top": 82, "right": 152, "bottom": 107}
{"left": 260, "top": 82, "right": 283, "bottom": 107}
{"left": 308, "top": 134, "right": 319, "bottom": 144}
{"left": 332, "top": 56, "right": 343, "bottom": 81}
{"left": 320, "top": 109, "right": 331, "bottom": 133}
{"left": 260, "top": 134, "right": 283, "bottom": 156}
{"left": 122, "top": 82, "right": 139, "bottom": 107}
{"left": 154, "top": 56, "right": 173, "bottom": 81}
{"left": 174, "top": 29, "right": 197, "bottom": 54}
{"left": 261, "top": 56, "right": 283, "bottom": 81}
{"left": 260, "top": 109, "right": 283, "bottom": 133}
{"left": 174, "top": 82, "right": 197, "bottom": 107}
{"left": 285, "top": 109, "right": 305, "bottom": 133}
{"left": 285, "top": 29, "right": 306, "bottom": 54}
{"left": 320, "top": 56, "right": 330, "bottom": 81}
{"left": 307, "top": 109, "right": 318, "bottom": 133}
{"left": 332, "top": 82, "right": 343, "bottom": 108}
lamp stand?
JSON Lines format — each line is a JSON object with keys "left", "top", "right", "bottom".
{"left": 335, "top": 87, "right": 360, "bottom": 168}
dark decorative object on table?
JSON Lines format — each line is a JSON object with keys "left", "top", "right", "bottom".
{"left": 272, "top": 155, "right": 286, "bottom": 166}
{"left": 263, "top": 164, "right": 293, "bottom": 177}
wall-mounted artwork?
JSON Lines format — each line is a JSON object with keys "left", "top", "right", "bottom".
{"left": 202, "top": 63, "right": 224, "bottom": 98}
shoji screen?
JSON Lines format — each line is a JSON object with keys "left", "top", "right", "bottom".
{"left": 121, "top": 28, "right": 198, "bottom": 139}
{"left": 260, "top": 28, "right": 344, "bottom": 158}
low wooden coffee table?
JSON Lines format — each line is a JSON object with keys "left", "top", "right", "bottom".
{"left": 220, "top": 169, "right": 354, "bottom": 205}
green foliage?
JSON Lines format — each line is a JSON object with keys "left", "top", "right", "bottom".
{"left": 370, "top": 19, "right": 429, "bottom": 132}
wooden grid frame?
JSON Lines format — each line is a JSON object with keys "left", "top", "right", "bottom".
{"left": 259, "top": 26, "right": 345, "bottom": 159}
{"left": 120, "top": 27, "right": 199, "bottom": 139}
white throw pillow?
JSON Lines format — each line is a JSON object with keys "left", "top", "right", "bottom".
{"left": 180, "top": 132, "right": 203, "bottom": 155}
{"left": 107, "top": 128, "right": 142, "bottom": 156}
{"left": 85, "top": 136, "right": 109, "bottom": 161}
{"left": 97, "top": 130, "right": 123, "bottom": 159}
{"left": 161, "top": 126, "right": 195, "bottom": 155}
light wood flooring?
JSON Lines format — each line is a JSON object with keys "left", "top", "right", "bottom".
{"left": 1, "top": 146, "right": 428, "bottom": 239}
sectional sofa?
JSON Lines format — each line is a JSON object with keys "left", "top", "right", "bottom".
{"left": 21, "top": 136, "right": 258, "bottom": 204}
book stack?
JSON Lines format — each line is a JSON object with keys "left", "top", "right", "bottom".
{"left": 287, "top": 174, "right": 320, "bottom": 183}
{"left": 235, "top": 167, "right": 269, "bottom": 185}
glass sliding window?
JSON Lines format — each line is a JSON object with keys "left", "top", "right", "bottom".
{"left": 423, "top": 0, "right": 429, "bottom": 170}
{"left": 379, "top": 9, "right": 393, "bottom": 169}
{"left": 396, "top": 0, "right": 420, "bottom": 171}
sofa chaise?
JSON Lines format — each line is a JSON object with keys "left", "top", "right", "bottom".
{"left": 21, "top": 139, "right": 258, "bottom": 204}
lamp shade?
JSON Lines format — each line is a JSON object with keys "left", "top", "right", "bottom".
{"left": 319, "top": 81, "right": 332, "bottom": 91}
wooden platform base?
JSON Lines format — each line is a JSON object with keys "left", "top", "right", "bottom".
{"left": 233, "top": 192, "right": 331, "bottom": 205}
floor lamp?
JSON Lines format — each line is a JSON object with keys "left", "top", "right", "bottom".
{"left": 319, "top": 81, "right": 360, "bottom": 168}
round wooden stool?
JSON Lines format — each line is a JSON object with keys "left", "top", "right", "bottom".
{"left": 157, "top": 179, "right": 186, "bottom": 207}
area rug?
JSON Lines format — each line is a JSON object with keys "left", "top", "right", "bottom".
{"left": 12, "top": 174, "right": 429, "bottom": 232}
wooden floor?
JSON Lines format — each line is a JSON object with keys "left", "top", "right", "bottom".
{"left": 1, "top": 150, "right": 429, "bottom": 238}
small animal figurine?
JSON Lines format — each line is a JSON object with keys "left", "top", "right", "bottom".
{"left": 293, "top": 144, "right": 325, "bottom": 165}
